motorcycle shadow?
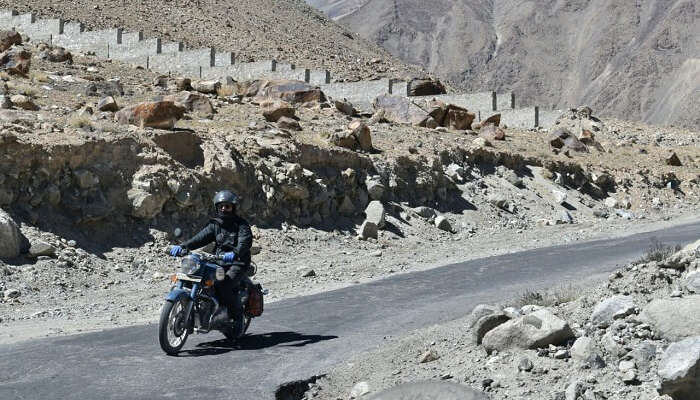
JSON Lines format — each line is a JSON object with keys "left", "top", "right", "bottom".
{"left": 177, "top": 331, "right": 339, "bottom": 357}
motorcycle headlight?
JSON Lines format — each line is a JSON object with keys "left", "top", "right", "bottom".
{"left": 216, "top": 267, "right": 225, "bottom": 281}
{"left": 180, "top": 256, "right": 199, "bottom": 275}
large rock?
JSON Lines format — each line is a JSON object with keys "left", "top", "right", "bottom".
{"left": 0, "top": 30, "right": 22, "bottom": 52}
{"left": 85, "top": 80, "right": 124, "bottom": 97}
{"left": 330, "top": 121, "right": 373, "bottom": 151}
{"left": 417, "top": 99, "right": 474, "bottom": 129}
{"left": 261, "top": 100, "right": 295, "bottom": 122}
{"left": 97, "top": 96, "right": 119, "bottom": 112}
{"left": 364, "top": 201, "right": 386, "bottom": 229}
{"left": 549, "top": 127, "right": 587, "bottom": 152}
{"left": 116, "top": 101, "right": 185, "bottom": 129}
{"left": 368, "top": 381, "right": 487, "bottom": 400}
{"left": 639, "top": 296, "right": 700, "bottom": 341}
{"left": 38, "top": 47, "right": 72, "bottom": 63}
{"left": 407, "top": 78, "right": 447, "bottom": 97}
{"left": 358, "top": 220, "right": 378, "bottom": 240}
{"left": 0, "top": 209, "right": 24, "bottom": 259}
{"left": 468, "top": 304, "right": 501, "bottom": 328}
{"left": 0, "top": 47, "right": 31, "bottom": 76}
{"left": 657, "top": 336, "right": 700, "bottom": 400}
{"left": 479, "top": 124, "right": 505, "bottom": 141}
{"left": 472, "top": 312, "right": 510, "bottom": 345}
{"left": 191, "top": 79, "right": 221, "bottom": 94}
{"left": 590, "top": 295, "right": 635, "bottom": 328}
{"left": 365, "top": 176, "right": 385, "bottom": 200}
{"left": 482, "top": 309, "right": 574, "bottom": 353}
{"left": 248, "top": 80, "right": 325, "bottom": 104}
{"left": 164, "top": 91, "right": 214, "bottom": 115}
{"left": 28, "top": 240, "right": 56, "bottom": 258}
{"left": 684, "top": 271, "right": 700, "bottom": 293}
{"left": 373, "top": 94, "right": 430, "bottom": 127}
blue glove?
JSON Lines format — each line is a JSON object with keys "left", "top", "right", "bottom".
{"left": 222, "top": 252, "right": 236, "bottom": 263}
{"left": 170, "top": 245, "right": 183, "bottom": 257}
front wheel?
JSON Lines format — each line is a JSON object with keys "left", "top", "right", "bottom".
{"left": 158, "top": 298, "right": 190, "bottom": 355}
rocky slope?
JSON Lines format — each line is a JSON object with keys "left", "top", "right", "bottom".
{"left": 304, "top": 240, "right": 700, "bottom": 400}
{"left": 310, "top": 0, "right": 700, "bottom": 130}
{"left": 1, "top": 31, "right": 700, "bottom": 350}
{"left": 0, "top": 0, "right": 425, "bottom": 82}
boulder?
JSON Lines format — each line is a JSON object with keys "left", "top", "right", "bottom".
{"left": 549, "top": 128, "right": 587, "bottom": 152}
{"left": 115, "top": 101, "right": 185, "bottom": 129}
{"left": 368, "top": 382, "right": 488, "bottom": 400}
{"left": 38, "top": 47, "right": 72, "bottom": 63}
{"left": 479, "top": 124, "right": 505, "bottom": 141}
{"left": 277, "top": 116, "right": 301, "bottom": 131}
{"left": 260, "top": 100, "right": 295, "bottom": 122}
{"left": 590, "top": 295, "right": 635, "bottom": 328}
{"left": 359, "top": 220, "right": 378, "bottom": 240}
{"left": 334, "top": 99, "right": 356, "bottom": 116}
{"left": 604, "top": 197, "right": 618, "bottom": 208}
{"left": 249, "top": 80, "right": 325, "bottom": 104}
{"left": 0, "top": 30, "right": 22, "bottom": 52}
{"left": 468, "top": 304, "right": 501, "bottom": 328}
{"left": 349, "top": 381, "right": 371, "bottom": 399}
{"left": 443, "top": 106, "right": 475, "bottom": 130}
{"left": 0, "top": 47, "right": 31, "bottom": 76}
{"left": 472, "top": 137, "right": 490, "bottom": 147}
{"left": 472, "top": 312, "right": 510, "bottom": 344}
{"left": 9, "top": 95, "right": 38, "bottom": 111}
{"left": 407, "top": 78, "right": 447, "bottom": 97}
{"left": 85, "top": 80, "right": 124, "bottom": 97}
{"left": 28, "top": 240, "right": 56, "bottom": 258}
{"left": 657, "top": 336, "right": 700, "bottom": 400}
{"left": 666, "top": 151, "right": 682, "bottom": 167}
{"left": 373, "top": 94, "right": 430, "bottom": 127}
{"left": 348, "top": 121, "right": 372, "bottom": 151}
{"left": 175, "top": 77, "right": 192, "bottom": 91}
{"left": 639, "top": 296, "right": 700, "bottom": 341}
{"left": 482, "top": 113, "right": 501, "bottom": 126}
{"left": 434, "top": 216, "right": 452, "bottom": 232}
{"left": 164, "top": 91, "right": 214, "bottom": 115}
{"left": 364, "top": 201, "right": 386, "bottom": 229}
{"left": 684, "top": 271, "right": 700, "bottom": 293}
{"left": 481, "top": 309, "right": 574, "bottom": 353}
{"left": 191, "top": 79, "right": 221, "bottom": 94}
{"left": 365, "top": 176, "right": 385, "bottom": 200}
{"left": 97, "top": 96, "right": 119, "bottom": 112}
{"left": 0, "top": 209, "right": 25, "bottom": 259}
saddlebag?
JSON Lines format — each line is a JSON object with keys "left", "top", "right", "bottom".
{"left": 245, "top": 283, "right": 264, "bottom": 317}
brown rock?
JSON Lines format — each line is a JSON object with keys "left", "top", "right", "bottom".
{"left": 408, "top": 78, "right": 446, "bottom": 96}
{"left": 9, "top": 95, "right": 39, "bottom": 111}
{"left": 549, "top": 127, "right": 587, "bottom": 152}
{"left": 191, "top": 79, "right": 221, "bottom": 94}
{"left": 277, "top": 116, "right": 301, "bottom": 131}
{"left": 38, "top": 47, "right": 72, "bottom": 63}
{"left": 0, "top": 47, "right": 31, "bottom": 76}
{"left": 479, "top": 123, "right": 506, "bottom": 141}
{"left": 175, "top": 77, "right": 192, "bottom": 91}
{"left": 257, "top": 80, "right": 326, "bottom": 104}
{"left": 373, "top": 94, "right": 430, "bottom": 127}
{"left": 444, "top": 105, "right": 475, "bottom": 130}
{"left": 330, "top": 130, "right": 358, "bottom": 150}
{"left": 665, "top": 151, "right": 682, "bottom": 167}
{"left": 348, "top": 121, "right": 372, "bottom": 151}
{"left": 482, "top": 113, "right": 501, "bottom": 126}
{"left": 334, "top": 99, "right": 356, "bottom": 116}
{"left": 115, "top": 101, "right": 185, "bottom": 129}
{"left": 261, "top": 100, "right": 295, "bottom": 122}
{"left": 97, "top": 96, "right": 119, "bottom": 112}
{"left": 164, "top": 91, "right": 214, "bottom": 115}
{"left": 0, "top": 30, "right": 22, "bottom": 52}
{"left": 424, "top": 99, "right": 448, "bottom": 125}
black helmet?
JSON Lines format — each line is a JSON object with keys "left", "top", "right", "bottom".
{"left": 213, "top": 190, "right": 239, "bottom": 218}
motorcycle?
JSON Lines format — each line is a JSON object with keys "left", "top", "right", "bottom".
{"left": 158, "top": 248, "right": 266, "bottom": 355}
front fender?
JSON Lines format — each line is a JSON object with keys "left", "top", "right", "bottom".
{"left": 166, "top": 288, "right": 190, "bottom": 302}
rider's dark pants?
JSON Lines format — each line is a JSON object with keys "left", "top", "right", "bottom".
{"left": 215, "top": 265, "right": 244, "bottom": 318}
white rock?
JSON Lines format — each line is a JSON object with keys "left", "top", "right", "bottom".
{"left": 364, "top": 201, "right": 386, "bottom": 229}
{"left": 552, "top": 189, "right": 567, "bottom": 204}
{"left": 590, "top": 296, "right": 635, "bottom": 328}
{"left": 604, "top": 197, "right": 618, "bottom": 208}
{"left": 349, "top": 381, "right": 371, "bottom": 399}
{"left": 658, "top": 336, "right": 700, "bottom": 398}
{"left": 0, "top": 209, "right": 24, "bottom": 259}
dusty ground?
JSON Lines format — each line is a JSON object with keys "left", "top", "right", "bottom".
{"left": 1, "top": 42, "right": 699, "bottom": 348}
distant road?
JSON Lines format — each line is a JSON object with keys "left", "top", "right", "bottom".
{"left": 1, "top": 220, "right": 699, "bottom": 399}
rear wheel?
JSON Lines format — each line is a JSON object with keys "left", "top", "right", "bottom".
{"left": 223, "top": 315, "right": 251, "bottom": 341}
{"left": 158, "top": 298, "right": 190, "bottom": 355}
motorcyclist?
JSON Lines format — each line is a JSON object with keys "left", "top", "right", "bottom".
{"left": 169, "top": 190, "right": 253, "bottom": 326}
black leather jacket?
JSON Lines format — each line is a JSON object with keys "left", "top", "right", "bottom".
{"left": 181, "top": 216, "right": 253, "bottom": 264}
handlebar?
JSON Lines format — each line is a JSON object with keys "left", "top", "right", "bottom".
{"left": 166, "top": 246, "right": 246, "bottom": 267}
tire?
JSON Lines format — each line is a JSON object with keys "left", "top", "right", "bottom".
{"left": 158, "top": 298, "right": 190, "bottom": 355}
{"left": 222, "top": 315, "right": 251, "bottom": 341}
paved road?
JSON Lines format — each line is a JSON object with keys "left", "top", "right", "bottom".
{"left": 1, "top": 221, "right": 699, "bottom": 399}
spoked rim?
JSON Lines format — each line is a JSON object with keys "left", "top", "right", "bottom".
{"left": 166, "top": 299, "right": 188, "bottom": 348}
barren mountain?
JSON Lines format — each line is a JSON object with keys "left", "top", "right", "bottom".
{"left": 310, "top": 0, "right": 700, "bottom": 129}
{"left": 1, "top": 0, "right": 425, "bottom": 81}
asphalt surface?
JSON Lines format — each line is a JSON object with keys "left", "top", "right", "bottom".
{"left": 1, "top": 220, "right": 699, "bottom": 400}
